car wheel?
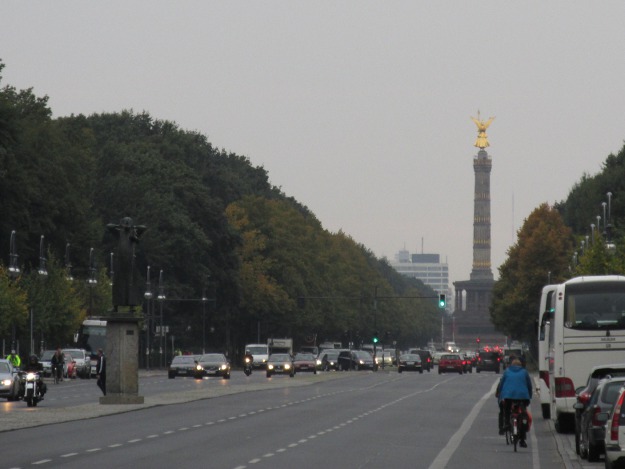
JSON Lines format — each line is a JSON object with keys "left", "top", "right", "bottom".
{"left": 438, "top": 369, "right": 442, "bottom": 375}
{"left": 398, "top": 368, "right": 403, "bottom": 373}
{"left": 419, "top": 369, "right": 423, "bottom": 374}
{"left": 588, "top": 441, "right": 600, "bottom": 462}
{"left": 168, "top": 372, "right": 175, "bottom": 379}
{"left": 313, "top": 369, "right": 317, "bottom": 375}
{"left": 266, "top": 372, "right": 271, "bottom": 378}
{"left": 289, "top": 372, "right": 294, "bottom": 378}
{"left": 542, "top": 403, "right": 551, "bottom": 419}
{"left": 224, "top": 373, "right": 231, "bottom": 380}
{"left": 476, "top": 368, "right": 481, "bottom": 373}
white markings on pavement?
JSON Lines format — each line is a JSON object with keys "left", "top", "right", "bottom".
{"left": 428, "top": 379, "right": 499, "bottom": 469}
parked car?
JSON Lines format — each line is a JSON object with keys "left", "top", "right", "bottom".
{"left": 398, "top": 353, "right": 423, "bottom": 373}
{"left": 438, "top": 354, "right": 464, "bottom": 374}
{"left": 168, "top": 355, "right": 200, "bottom": 379}
{"left": 574, "top": 364, "right": 625, "bottom": 455}
{"left": 194, "top": 353, "right": 231, "bottom": 379}
{"left": 338, "top": 350, "right": 377, "bottom": 371}
{"left": 0, "top": 359, "right": 20, "bottom": 401}
{"left": 476, "top": 350, "right": 501, "bottom": 373}
{"left": 601, "top": 385, "right": 625, "bottom": 469}
{"left": 292, "top": 353, "right": 318, "bottom": 374}
{"left": 39, "top": 349, "right": 57, "bottom": 378}
{"left": 319, "top": 349, "right": 344, "bottom": 371}
{"left": 62, "top": 348, "right": 91, "bottom": 378}
{"left": 576, "top": 376, "right": 625, "bottom": 461}
{"left": 410, "top": 349, "right": 433, "bottom": 372}
{"left": 266, "top": 353, "right": 294, "bottom": 377}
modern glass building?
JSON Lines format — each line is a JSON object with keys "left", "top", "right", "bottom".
{"left": 390, "top": 249, "right": 451, "bottom": 310}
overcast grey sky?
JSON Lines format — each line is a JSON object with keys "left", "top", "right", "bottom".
{"left": 2, "top": 2, "right": 625, "bottom": 289}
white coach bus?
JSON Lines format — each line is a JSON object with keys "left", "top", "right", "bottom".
{"left": 538, "top": 284, "right": 557, "bottom": 419}
{"left": 546, "top": 275, "right": 625, "bottom": 432}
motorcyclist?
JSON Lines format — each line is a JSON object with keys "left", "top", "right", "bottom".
{"left": 6, "top": 349, "right": 21, "bottom": 368}
{"left": 19, "top": 354, "right": 47, "bottom": 399}
{"left": 244, "top": 350, "right": 254, "bottom": 368}
{"left": 497, "top": 357, "right": 532, "bottom": 447}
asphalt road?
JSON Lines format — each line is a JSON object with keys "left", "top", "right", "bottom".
{"left": 0, "top": 369, "right": 603, "bottom": 469}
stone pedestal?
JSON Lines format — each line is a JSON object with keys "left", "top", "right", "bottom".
{"left": 100, "top": 317, "right": 144, "bottom": 405}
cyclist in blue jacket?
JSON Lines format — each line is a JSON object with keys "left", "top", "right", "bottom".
{"left": 496, "top": 357, "right": 533, "bottom": 447}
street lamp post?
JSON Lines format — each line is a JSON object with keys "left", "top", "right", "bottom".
{"left": 33, "top": 235, "right": 48, "bottom": 355}
{"left": 157, "top": 269, "right": 165, "bottom": 368}
{"left": 202, "top": 288, "right": 208, "bottom": 354}
{"left": 7, "top": 231, "right": 20, "bottom": 353}
{"left": 144, "top": 266, "right": 152, "bottom": 370}
{"left": 87, "top": 248, "right": 98, "bottom": 316}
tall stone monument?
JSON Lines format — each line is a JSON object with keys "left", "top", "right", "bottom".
{"left": 100, "top": 217, "right": 146, "bottom": 405}
{"left": 453, "top": 113, "right": 503, "bottom": 347}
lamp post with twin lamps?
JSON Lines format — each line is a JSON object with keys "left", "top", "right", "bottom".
{"left": 157, "top": 269, "right": 165, "bottom": 368}
{"left": 144, "top": 266, "right": 153, "bottom": 370}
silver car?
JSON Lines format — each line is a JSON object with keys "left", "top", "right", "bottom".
{"left": 0, "top": 359, "right": 20, "bottom": 401}
{"left": 62, "top": 348, "right": 90, "bottom": 378}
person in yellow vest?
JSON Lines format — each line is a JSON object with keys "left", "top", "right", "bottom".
{"left": 6, "top": 349, "right": 21, "bottom": 368}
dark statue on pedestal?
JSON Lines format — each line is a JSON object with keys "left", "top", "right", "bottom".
{"left": 107, "top": 217, "right": 146, "bottom": 312}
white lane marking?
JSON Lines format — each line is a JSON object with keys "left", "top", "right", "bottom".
{"left": 86, "top": 448, "right": 101, "bottom": 453}
{"left": 33, "top": 460, "right": 52, "bottom": 465}
{"left": 428, "top": 379, "right": 499, "bottom": 469}
{"left": 61, "top": 453, "right": 78, "bottom": 457}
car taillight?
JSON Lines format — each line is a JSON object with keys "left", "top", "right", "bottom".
{"left": 539, "top": 370, "right": 550, "bottom": 389}
{"left": 555, "top": 377, "right": 576, "bottom": 398}
{"left": 591, "top": 406, "right": 603, "bottom": 426}
{"left": 611, "top": 391, "right": 625, "bottom": 440}
{"left": 577, "top": 391, "right": 592, "bottom": 407}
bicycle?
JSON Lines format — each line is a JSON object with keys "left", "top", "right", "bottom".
{"left": 504, "top": 400, "right": 529, "bottom": 452}
{"left": 52, "top": 363, "right": 63, "bottom": 384}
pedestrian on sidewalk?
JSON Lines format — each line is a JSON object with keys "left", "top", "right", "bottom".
{"left": 96, "top": 348, "right": 106, "bottom": 396}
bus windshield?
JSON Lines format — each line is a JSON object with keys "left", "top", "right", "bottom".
{"left": 76, "top": 321, "right": 107, "bottom": 358}
{"left": 564, "top": 281, "right": 625, "bottom": 330}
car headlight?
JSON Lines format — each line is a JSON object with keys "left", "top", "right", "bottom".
{"left": 220, "top": 364, "right": 227, "bottom": 370}
{"left": 359, "top": 360, "right": 365, "bottom": 365}
{"left": 284, "top": 364, "right": 291, "bottom": 370}
{"left": 316, "top": 359, "right": 322, "bottom": 366}
{"left": 1, "top": 379, "right": 11, "bottom": 386}
{"left": 268, "top": 364, "right": 274, "bottom": 370}
{"left": 196, "top": 365, "right": 203, "bottom": 371}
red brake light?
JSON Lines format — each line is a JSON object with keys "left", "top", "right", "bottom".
{"left": 555, "top": 377, "right": 576, "bottom": 398}
{"left": 611, "top": 391, "right": 625, "bottom": 440}
{"left": 591, "top": 406, "right": 603, "bottom": 426}
{"left": 577, "top": 391, "right": 592, "bottom": 406}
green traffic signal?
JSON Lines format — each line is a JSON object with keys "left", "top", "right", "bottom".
{"left": 373, "top": 331, "right": 379, "bottom": 343}
{"left": 438, "top": 293, "right": 446, "bottom": 308}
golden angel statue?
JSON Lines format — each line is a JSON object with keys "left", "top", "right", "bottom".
{"left": 471, "top": 112, "right": 495, "bottom": 149}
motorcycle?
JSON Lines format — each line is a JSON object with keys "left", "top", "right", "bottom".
{"left": 243, "top": 356, "right": 253, "bottom": 376}
{"left": 22, "top": 371, "right": 44, "bottom": 407}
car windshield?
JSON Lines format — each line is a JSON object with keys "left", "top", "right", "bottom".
{"left": 324, "top": 350, "right": 340, "bottom": 359}
{"left": 400, "top": 354, "right": 420, "bottom": 361}
{"left": 0, "top": 362, "right": 10, "bottom": 373}
{"left": 354, "top": 351, "right": 371, "bottom": 359}
{"left": 294, "top": 353, "right": 315, "bottom": 360}
{"left": 172, "top": 356, "right": 196, "bottom": 365}
{"left": 199, "top": 354, "right": 226, "bottom": 362}
{"left": 247, "top": 346, "right": 267, "bottom": 355}
{"left": 41, "top": 350, "right": 55, "bottom": 360}
{"left": 63, "top": 349, "right": 85, "bottom": 359}
{"left": 442, "top": 354, "right": 459, "bottom": 360}
{"left": 269, "top": 354, "right": 291, "bottom": 362}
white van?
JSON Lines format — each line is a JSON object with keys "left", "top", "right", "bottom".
{"left": 244, "top": 343, "right": 269, "bottom": 368}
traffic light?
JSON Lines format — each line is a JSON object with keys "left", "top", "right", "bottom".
{"left": 438, "top": 293, "right": 446, "bottom": 309}
{"left": 373, "top": 331, "right": 379, "bottom": 344}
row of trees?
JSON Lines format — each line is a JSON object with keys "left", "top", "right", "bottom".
{"left": 490, "top": 143, "right": 625, "bottom": 352}
{"left": 0, "top": 60, "right": 441, "bottom": 358}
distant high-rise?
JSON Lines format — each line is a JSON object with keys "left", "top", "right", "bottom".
{"left": 390, "top": 249, "right": 450, "bottom": 306}
{"left": 453, "top": 113, "right": 504, "bottom": 347}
